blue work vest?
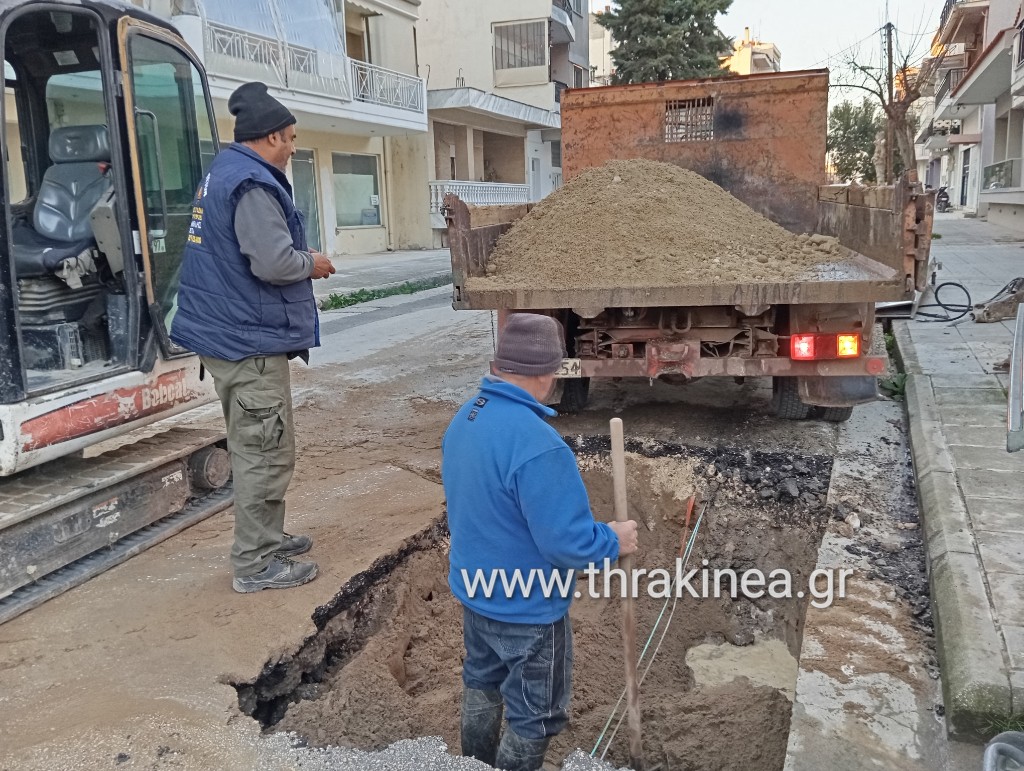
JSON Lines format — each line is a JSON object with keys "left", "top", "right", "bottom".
{"left": 170, "top": 143, "right": 319, "bottom": 361}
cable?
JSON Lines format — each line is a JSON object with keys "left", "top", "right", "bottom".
{"left": 591, "top": 501, "right": 709, "bottom": 761}
{"left": 808, "top": 27, "right": 886, "bottom": 70}
{"left": 913, "top": 281, "right": 973, "bottom": 322}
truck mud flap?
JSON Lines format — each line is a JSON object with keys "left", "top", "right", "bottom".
{"left": 799, "top": 375, "right": 879, "bottom": 408}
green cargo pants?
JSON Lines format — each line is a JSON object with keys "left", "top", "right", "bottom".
{"left": 201, "top": 354, "right": 295, "bottom": 577}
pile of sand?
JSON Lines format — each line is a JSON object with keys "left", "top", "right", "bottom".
{"left": 469, "top": 159, "right": 847, "bottom": 290}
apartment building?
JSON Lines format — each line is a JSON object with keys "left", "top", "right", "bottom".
{"left": 590, "top": 8, "right": 615, "bottom": 85}
{"left": 723, "top": 28, "right": 782, "bottom": 75}
{"left": 417, "top": 0, "right": 589, "bottom": 244}
{"left": 917, "top": 0, "right": 1018, "bottom": 217}
{"left": 127, "top": 0, "right": 432, "bottom": 254}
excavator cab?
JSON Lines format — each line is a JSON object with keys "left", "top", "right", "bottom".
{"left": 0, "top": 3, "right": 233, "bottom": 623}
{"left": 0, "top": 1, "right": 220, "bottom": 474}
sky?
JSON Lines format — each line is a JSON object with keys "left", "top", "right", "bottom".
{"left": 589, "top": 0, "right": 941, "bottom": 78}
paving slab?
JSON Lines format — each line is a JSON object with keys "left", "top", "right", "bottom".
{"left": 949, "top": 445, "right": 1024, "bottom": 472}
{"left": 966, "top": 497, "right": 1024, "bottom": 533}
{"left": 990, "top": 575, "right": 1024, "bottom": 627}
{"left": 947, "top": 427, "right": 1011, "bottom": 448}
{"left": 958, "top": 468, "right": 1024, "bottom": 499}
{"left": 976, "top": 531, "right": 1024, "bottom": 576}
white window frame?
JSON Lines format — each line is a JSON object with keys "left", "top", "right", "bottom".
{"left": 331, "top": 151, "right": 384, "bottom": 230}
{"left": 493, "top": 20, "right": 547, "bottom": 70}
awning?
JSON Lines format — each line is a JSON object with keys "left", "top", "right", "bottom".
{"left": 952, "top": 27, "right": 1013, "bottom": 105}
{"left": 550, "top": 5, "right": 575, "bottom": 44}
{"left": 428, "top": 87, "right": 561, "bottom": 130}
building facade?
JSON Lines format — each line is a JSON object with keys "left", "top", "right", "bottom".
{"left": 918, "top": 0, "right": 1018, "bottom": 219}
{"left": 723, "top": 28, "right": 782, "bottom": 75}
{"left": 590, "top": 8, "right": 615, "bottom": 85}
{"left": 130, "top": 0, "right": 432, "bottom": 255}
{"left": 417, "top": 0, "right": 588, "bottom": 244}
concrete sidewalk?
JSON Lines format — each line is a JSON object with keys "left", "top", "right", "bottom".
{"left": 315, "top": 248, "right": 453, "bottom": 304}
{"left": 896, "top": 214, "right": 1024, "bottom": 738}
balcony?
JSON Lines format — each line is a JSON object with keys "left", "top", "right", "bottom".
{"left": 351, "top": 59, "right": 425, "bottom": 113}
{"left": 203, "top": 22, "right": 351, "bottom": 100}
{"left": 429, "top": 181, "right": 530, "bottom": 214}
{"left": 176, "top": 5, "right": 427, "bottom": 136}
{"left": 936, "top": 67, "right": 967, "bottom": 105}
{"left": 983, "top": 158, "right": 1024, "bottom": 190}
{"left": 937, "top": 0, "right": 990, "bottom": 45}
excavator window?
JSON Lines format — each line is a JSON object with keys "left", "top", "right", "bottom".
{"left": 2, "top": 8, "right": 127, "bottom": 394}
{"left": 125, "top": 33, "right": 217, "bottom": 340}
{"left": 1, "top": 6, "right": 219, "bottom": 401}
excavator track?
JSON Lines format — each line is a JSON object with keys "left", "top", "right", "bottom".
{"left": 0, "top": 427, "right": 233, "bottom": 626}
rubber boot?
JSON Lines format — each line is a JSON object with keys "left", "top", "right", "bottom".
{"left": 460, "top": 688, "right": 504, "bottom": 766}
{"left": 494, "top": 728, "right": 552, "bottom": 771}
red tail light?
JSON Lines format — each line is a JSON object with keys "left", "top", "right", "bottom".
{"left": 791, "top": 335, "right": 816, "bottom": 360}
{"left": 789, "top": 333, "right": 861, "bottom": 361}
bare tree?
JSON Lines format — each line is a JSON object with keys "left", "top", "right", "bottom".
{"left": 837, "top": 21, "right": 943, "bottom": 184}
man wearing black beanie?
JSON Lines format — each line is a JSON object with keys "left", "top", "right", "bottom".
{"left": 172, "top": 82, "right": 336, "bottom": 593}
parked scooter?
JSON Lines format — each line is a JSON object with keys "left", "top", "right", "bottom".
{"left": 936, "top": 186, "right": 951, "bottom": 213}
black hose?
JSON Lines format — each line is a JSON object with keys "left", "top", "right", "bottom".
{"left": 914, "top": 281, "right": 973, "bottom": 322}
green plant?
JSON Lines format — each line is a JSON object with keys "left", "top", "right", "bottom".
{"left": 879, "top": 372, "right": 907, "bottom": 400}
{"left": 318, "top": 274, "right": 452, "bottom": 311}
{"left": 932, "top": 233, "right": 943, "bottom": 240}
{"left": 982, "top": 711, "right": 1024, "bottom": 736}
{"left": 884, "top": 331, "right": 896, "bottom": 357}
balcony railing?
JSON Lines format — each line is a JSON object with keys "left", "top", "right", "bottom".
{"left": 351, "top": 59, "right": 425, "bottom": 113}
{"left": 1009, "top": 305, "right": 1024, "bottom": 452}
{"left": 940, "top": 0, "right": 959, "bottom": 33}
{"left": 936, "top": 67, "right": 967, "bottom": 104}
{"left": 429, "top": 181, "right": 530, "bottom": 213}
{"left": 204, "top": 21, "right": 350, "bottom": 100}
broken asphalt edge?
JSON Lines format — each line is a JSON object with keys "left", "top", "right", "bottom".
{"left": 893, "top": 321, "right": 1013, "bottom": 741}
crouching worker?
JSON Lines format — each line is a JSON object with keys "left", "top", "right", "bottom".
{"left": 441, "top": 313, "right": 639, "bottom": 771}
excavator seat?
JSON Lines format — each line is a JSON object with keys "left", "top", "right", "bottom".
{"left": 12, "top": 125, "right": 112, "bottom": 278}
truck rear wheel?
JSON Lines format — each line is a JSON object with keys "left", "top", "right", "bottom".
{"left": 559, "top": 377, "right": 591, "bottom": 414}
{"left": 810, "top": 405, "right": 855, "bottom": 422}
{"left": 772, "top": 377, "right": 811, "bottom": 420}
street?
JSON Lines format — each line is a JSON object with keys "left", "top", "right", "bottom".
{"left": 0, "top": 272, "right": 983, "bottom": 769}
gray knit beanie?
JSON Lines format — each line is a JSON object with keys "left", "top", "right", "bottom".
{"left": 494, "top": 314, "right": 565, "bottom": 376}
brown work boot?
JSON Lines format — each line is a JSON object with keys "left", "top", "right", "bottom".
{"left": 232, "top": 557, "right": 318, "bottom": 593}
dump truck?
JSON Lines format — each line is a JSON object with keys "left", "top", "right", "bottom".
{"left": 446, "top": 70, "right": 934, "bottom": 422}
{"left": 0, "top": 0, "right": 231, "bottom": 624}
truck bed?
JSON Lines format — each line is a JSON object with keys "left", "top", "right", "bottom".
{"left": 447, "top": 197, "right": 905, "bottom": 310}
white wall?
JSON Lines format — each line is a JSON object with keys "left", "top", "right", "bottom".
{"left": 418, "top": 0, "right": 553, "bottom": 107}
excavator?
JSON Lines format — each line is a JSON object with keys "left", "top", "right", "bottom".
{"left": 0, "top": 0, "right": 234, "bottom": 623}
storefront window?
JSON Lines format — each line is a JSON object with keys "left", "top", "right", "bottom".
{"left": 332, "top": 152, "right": 381, "bottom": 227}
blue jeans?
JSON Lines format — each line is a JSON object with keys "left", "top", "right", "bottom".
{"left": 461, "top": 607, "right": 573, "bottom": 740}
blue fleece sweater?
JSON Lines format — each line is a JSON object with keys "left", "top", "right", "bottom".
{"left": 442, "top": 376, "right": 619, "bottom": 624}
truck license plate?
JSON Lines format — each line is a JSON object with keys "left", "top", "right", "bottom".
{"left": 556, "top": 358, "right": 582, "bottom": 378}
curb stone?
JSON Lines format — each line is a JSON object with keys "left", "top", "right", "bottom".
{"left": 895, "top": 322, "right": 1013, "bottom": 739}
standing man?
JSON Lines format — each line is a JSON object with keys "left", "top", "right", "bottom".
{"left": 442, "top": 313, "right": 639, "bottom": 771}
{"left": 171, "top": 82, "right": 336, "bottom": 593}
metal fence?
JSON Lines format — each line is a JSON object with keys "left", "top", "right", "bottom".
{"left": 1009, "top": 305, "right": 1024, "bottom": 452}
{"left": 351, "top": 59, "right": 425, "bottom": 113}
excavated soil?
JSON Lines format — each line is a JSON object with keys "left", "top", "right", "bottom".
{"left": 469, "top": 159, "right": 853, "bottom": 291}
{"left": 248, "top": 439, "right": 832, "bottom": 771}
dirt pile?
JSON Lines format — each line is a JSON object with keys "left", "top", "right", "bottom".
{"left": 470, "top": 159, "right": 849, "bottom": 290}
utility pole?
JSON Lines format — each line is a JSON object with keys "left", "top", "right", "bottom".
{"left": 885, "top": 21, "right": 895, "bottom": 184}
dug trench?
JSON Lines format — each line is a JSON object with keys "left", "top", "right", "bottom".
{"left": 233, "top": 438, "right": 835, "bottom": 770}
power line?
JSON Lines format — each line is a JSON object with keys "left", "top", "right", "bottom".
{"left": 807, "top": 26, "right": 886, "bottom": 70}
